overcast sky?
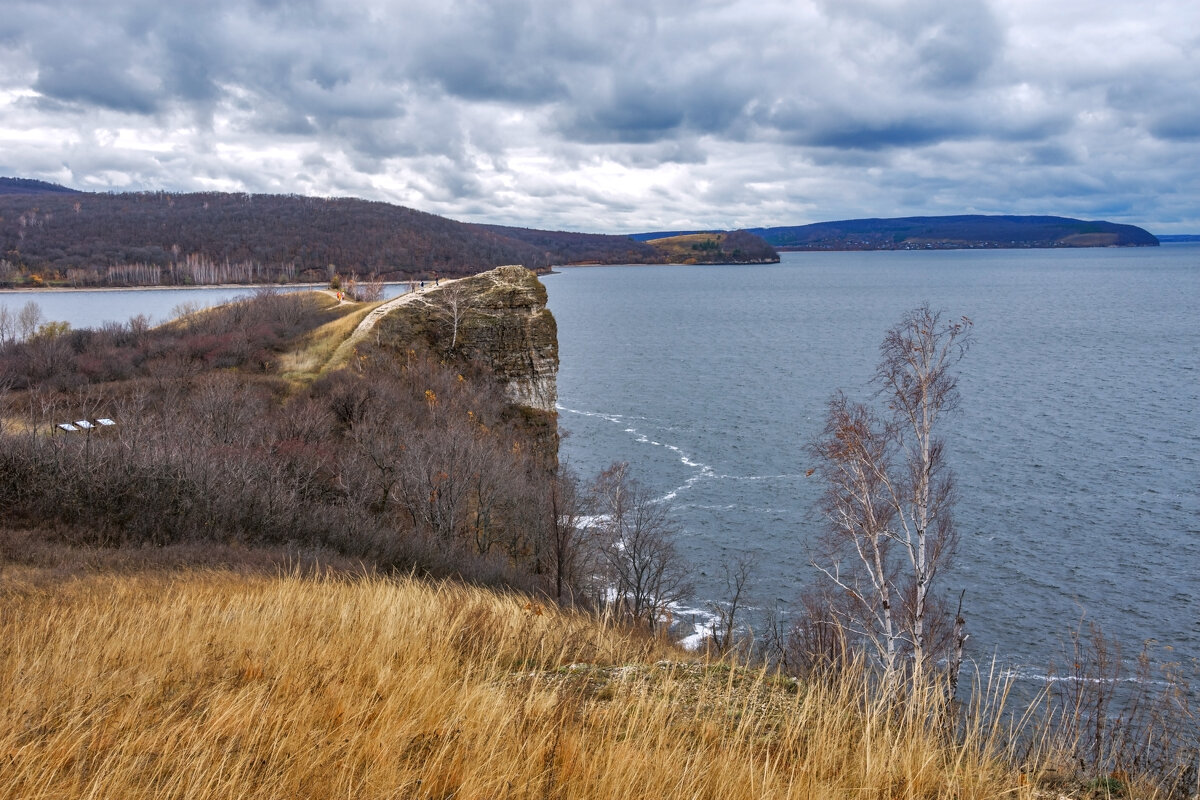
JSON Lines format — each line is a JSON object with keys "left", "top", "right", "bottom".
{"left": 2, "top": 0, "right": 1198, "bottom": 233}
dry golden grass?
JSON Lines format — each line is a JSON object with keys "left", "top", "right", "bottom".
{"left": 276, "top": 299, "right": 381, "bottom": 381}
{"left": 0, "top": 568, "right": 1046, "bottom": 800}
{"left": 645, "top": 233, "right": 726, "bottom": 247}
{"left": 644, "top": 233, "right": 746, "bottom": 265}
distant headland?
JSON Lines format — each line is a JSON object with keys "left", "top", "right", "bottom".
{"left": 634, "top": 215, "right": 1159, "bottom": 251}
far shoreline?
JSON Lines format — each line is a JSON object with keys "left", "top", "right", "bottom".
{"left": 0, "top": 280, "right": 415, "bottom": 295}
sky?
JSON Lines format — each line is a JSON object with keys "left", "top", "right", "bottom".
{"left": 1, "top": 0, "right": 1198, "bottom": 234}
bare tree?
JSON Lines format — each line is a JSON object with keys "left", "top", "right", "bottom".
{"left": 810, "top": 304, "right": 972, "bottom": 690}
{"left": 588, "top": 462, "right": 691, "bottom": 632}
{"left": 706, "top": 556, "right": 754, "bottom": 655}
{"left": 541, "top": 464, "right": 585, "bottom": 604}
{"left": 431, "top": 282, "right": 473, "bottom": 351}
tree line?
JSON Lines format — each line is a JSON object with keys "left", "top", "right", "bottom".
{"left": 0, "top": 190, "right": 744, "bottom": 289}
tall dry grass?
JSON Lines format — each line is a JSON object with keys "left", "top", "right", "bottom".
{"left": 2, "top": 569, "right": 1035, "bottom": 799}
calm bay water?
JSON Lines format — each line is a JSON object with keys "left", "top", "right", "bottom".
{"left": 0, "top": 283, "right": 411, "bottom": 330}
{"left": 544, "top": 247, "right": 1199, "bottom": 678}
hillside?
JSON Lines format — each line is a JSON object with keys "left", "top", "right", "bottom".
{"left": 0, "top": 267, "right": 563, "bottom": 589}
{"left": 0, "top": 180, "right": 772, "bottom": 289}
{"left": 0, "top": 565, "right": 1039, "bottom": 800}
{"left": 0, "top": 187, "right": 556, "bottom": 285}
{"left": 748, "top": 215, "right": 1159, "bottom": 250}
{"left": 643, "top": 230, "right": 780, "bottom": 264}
{"left": 0, "top": 177, "right": 80, "bottom": 195}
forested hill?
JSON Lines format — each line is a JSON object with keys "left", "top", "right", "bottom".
{"left": 748, "top": 215, "right": 1159, "bottom": 250}
{"left": 0, "top": 178, "right": 760, "bottom": 287}
{"left": 0, "top": 184, "right": 558, "bottom": 285}
{"left": 0, "top": 177, "right": 80, "bottom": 196}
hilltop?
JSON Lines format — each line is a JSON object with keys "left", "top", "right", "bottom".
{"left": 747, "top": 214, "right": 1159, "bottom": 250}
{"left": 0, "top": 177, "right": 80, "bottom": 195}
{"left": 640, "top": 230, "right": 779, "bottom": 264}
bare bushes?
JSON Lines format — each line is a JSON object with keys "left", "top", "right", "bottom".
{"left": 572, "top": 462, "right": 692, "bottom": 630}
{"left": 0, "top": 344, "right": 555, "bottom": 592}
{"left": 341, "top": 274, "right": 384, "bottom": 303}
{"left": 0, "top": 291, "right": 338, "bottom": 391}
{"left": 1026, "top": 623, "right": 1200, "bottom": 797}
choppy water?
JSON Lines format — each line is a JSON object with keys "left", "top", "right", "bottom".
{"left": 544, "top": 247, "right": 1199, "bottom": 679}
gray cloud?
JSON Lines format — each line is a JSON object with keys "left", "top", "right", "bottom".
{"left": 0, "top": 0, "right": 1198, "bottom": 232}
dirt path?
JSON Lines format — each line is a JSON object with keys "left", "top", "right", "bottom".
{"left": 323, "top": 279, "right": 460, "bottom": 371}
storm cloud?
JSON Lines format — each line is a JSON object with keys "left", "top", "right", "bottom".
{"left": 1, "top": 0, "right": 1197, "bottom": 232}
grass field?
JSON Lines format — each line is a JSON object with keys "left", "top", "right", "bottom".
{"left": 0, "top": 562, "right": 1090, "bottom": 800}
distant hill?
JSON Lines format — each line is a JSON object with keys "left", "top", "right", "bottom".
{"left": 469, "top": 224, "right": 664, "bottom": 265}
{"left": 642, "top": 231, "right": 779, "bottom": 264}
{"left": 0, "top": 177, "right": 80, "bottom": 196}
{"left": 748, "top": 215, "right": 1159, "bottom": 250}
{"left": 1155, "top": 234, "right": 1200, "bottom": 243}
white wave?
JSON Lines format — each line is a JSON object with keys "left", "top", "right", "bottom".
{"left": 958, "top": 662, "right": 1174, "bottom": 688}
{"left": 559, "top": 401, "right": 718, "bottom": 502}
{"left": 556, "top": 404, "right": 625, "bottom": 424}
{"left": 669, "top": 602, "right": 722, "bottom": 651}
{"left": 715, "top": 473, "right": 806, "bottom": 481}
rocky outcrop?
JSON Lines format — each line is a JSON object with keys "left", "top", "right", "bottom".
{"left": 441, "top": 265, "right": 558, "bottom": 414}
{"left": 370, "top": 265, "right": 559, "bottom": 463}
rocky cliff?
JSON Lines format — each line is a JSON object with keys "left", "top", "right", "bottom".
{"left": 371, "top": 265, "right": 559, "bottom": 460}
{"left": 442, "top": 265, "right": 558, "bottom": 413}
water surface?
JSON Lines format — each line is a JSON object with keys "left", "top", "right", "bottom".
{"left": 544, "top": 246, "right": 1199, "bottom": 678}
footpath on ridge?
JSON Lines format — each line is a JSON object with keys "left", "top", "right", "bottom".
{"left": 322, "top": 278, "right": 462, "bottom": 372}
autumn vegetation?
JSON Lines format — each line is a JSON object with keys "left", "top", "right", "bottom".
{"left": 0, "top": 286, "right": 1195, "bottom": 799}
{"left": 642, "top": 230, "right": 781, "bottom": 264}
{"left": 0, "top": 180, "right": 779, "bottom": 288}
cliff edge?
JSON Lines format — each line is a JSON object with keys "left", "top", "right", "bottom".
{"left": 370, "top": 265, "right": 559, "bottom": 459}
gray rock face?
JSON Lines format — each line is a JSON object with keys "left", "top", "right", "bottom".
{"left": 374, "top": 264, "right": 559, "bottom": 415}
{"left": 450, "top": 265, "right": 559, "bottom": 414}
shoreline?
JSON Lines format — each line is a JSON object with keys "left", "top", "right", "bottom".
{"left": 0, "top": 281, "right": 414, "bottom": 295}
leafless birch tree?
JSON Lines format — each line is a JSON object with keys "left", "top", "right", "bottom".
{"left": 810, "top": 304, "right": 972, "bottom": 690}
{"left": 432, "top": 282, "right": 472, "bottom": 351}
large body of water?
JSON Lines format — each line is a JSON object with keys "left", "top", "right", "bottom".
{"left": 543, "top": 246, "right": 1199, "bottom": 680}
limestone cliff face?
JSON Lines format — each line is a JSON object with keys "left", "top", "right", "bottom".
{"left": 446, "top": 265, "right": 558, "bottom": 414}
{"left": 370, "top": 265, "right": 559, "bottom": 463}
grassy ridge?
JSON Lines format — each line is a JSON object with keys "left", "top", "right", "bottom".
{"left": 0, "top": 566, "right": 1045, "bottom": 800}
{"left": 645, "top": 230, "right": 779, "bottom": 264}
